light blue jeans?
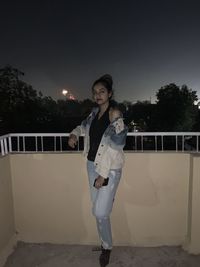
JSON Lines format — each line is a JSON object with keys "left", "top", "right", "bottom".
{"left": 87, "top": 160, "right": 122, "bottom": 250}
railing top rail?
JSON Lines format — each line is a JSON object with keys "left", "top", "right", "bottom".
{"left": 5, "top": 132, "right": 200, "bottom": 138}
{"left": 127, "top": 132, "right": 200, "bottom": 136}
{"left": 0, "top": 134, "right": 9, "bottom": 140}
{"left": 7, "top": 133, "right": 70, "bottom": 137}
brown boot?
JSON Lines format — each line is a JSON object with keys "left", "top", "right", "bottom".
{"left": 99, "top": 248, "right": 111, "bottom": 267}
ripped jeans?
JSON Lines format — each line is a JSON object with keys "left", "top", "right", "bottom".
{"left": 87, "top": 160, "right": 122, "bottom": 250}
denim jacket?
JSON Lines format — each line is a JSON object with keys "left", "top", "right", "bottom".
{"left": 70, "top": 107, "right": 128, "bottom": 178}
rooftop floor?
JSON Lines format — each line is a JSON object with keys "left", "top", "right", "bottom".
{"left": 4, "top": 242, "right": 200, "bottom": 267}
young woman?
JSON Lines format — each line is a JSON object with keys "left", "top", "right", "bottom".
{"left": 68, "top": 74, "right": 128, "bottom": 267}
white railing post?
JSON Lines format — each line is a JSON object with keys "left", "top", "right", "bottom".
{"left": 161, "top": 135, "right": 164, "bottom": 152}
{"left": 182, "top": 136, "right": 184, "bottom": 152}
{"left": 35, "top": 136, "right": 38, "bottom": 152}
{"left": 3, "top": 138, "right": 8, "bottom": 154}
{"left": 1, "top": 139, "right": 5, "bottom": 156}
{"left": 135, "top": 136, "right": 137, "bottom": 151}
{"left": 54, "top": 136, "right": 56, "bottom": 152}
{"left": 8, "top": 136, "right": 12, "bottom": 153}
{"left": 141, "top": 136, "right": 143, "bottom": 152}
{"left": 17, "top": 136, "right": 20, "bottom": 152}
{"left": 41, "top": 136, "right": 43, "bottom": 152}
{"left": 155, "top": 136, "right": 157, "bottom": 152}
{"left": 23, "top": 136, "right": 25, "bottom": 152}
{"left": 60, "top": 136, "right": 62, "bottom": 152}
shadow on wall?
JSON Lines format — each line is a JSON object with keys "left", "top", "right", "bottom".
{"left": 112, "top": 154, "right": 158, "bottom": 246}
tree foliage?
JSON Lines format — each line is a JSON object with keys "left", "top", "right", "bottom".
{"left": 152, "top": 83, "right": 198, "bottom": 131}
{"left": 0, "top": 66, "right": 199, "bottom": 134}
{"left": 0, "top": 66, "right": 94, "bottom": 134}
{"left": 0, "top": 65, "right": 41, "bottom": 133}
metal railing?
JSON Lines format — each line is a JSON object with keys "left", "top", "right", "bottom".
{"left": 0, "top": 134, "right": 10, "bottom": 156}
{"left": 1, "top": 132, "right": 200, "bottom": 157}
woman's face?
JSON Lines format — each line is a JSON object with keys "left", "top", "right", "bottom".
{"left": 92, "top": 83, "right": 112, "bottom": 106}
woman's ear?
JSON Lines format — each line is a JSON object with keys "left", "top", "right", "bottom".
{"left": 108, "top": 91, "right": 113, "bottom": 99}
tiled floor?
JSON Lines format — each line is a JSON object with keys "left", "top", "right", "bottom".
{"left": 4, "top": 242, "right": 200, "bottom": 267}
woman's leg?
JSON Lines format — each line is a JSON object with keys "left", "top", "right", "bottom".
{"left": 86, "top": 160, "right": 99, "bottom": 204}
{"left": 87, "top": 161, "right": 122, "bottom": 249}
{"left": 92, "top": 169, "right": 122, "bottom": 250}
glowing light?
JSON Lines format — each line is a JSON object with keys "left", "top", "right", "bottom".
{"left": 62, "top": 89, "right": 68, "bottom": 96}
{"left": 69, "top": 94, "right": 76, "bottom": 100}
{"left": 62, "top": 88, "right": 76, "bottom": 100}
{"left": 194, "top": 100, "right": 200, "bottom": 109}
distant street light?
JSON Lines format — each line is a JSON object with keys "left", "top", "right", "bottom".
{"left": 62, "top": 89, "right": 76, "bottom": 100}
{"left": 62, "top": 89, "right": 68, "bottom": 96}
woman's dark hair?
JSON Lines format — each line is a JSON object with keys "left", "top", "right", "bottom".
{"left": 109, "top": 101, "right": 125, "bottom": 115}
{"left": 92, "top": 74, "right": 113, "bottom": 99}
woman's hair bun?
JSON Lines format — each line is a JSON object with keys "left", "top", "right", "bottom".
{"left": 99, "top": 74, "right": 113, "bottom": 88}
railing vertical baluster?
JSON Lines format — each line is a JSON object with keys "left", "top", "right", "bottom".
{"left": 197, "top": 136, "right": 199, "bottom": 152}
{"left": 17, "top": 136, "right": 20, "bottom": 152}
{"left": 60, "top": 136, "right": 62, "bottom": 152}
{"left": 8, "top": 136, "right": 12, "bottom": 153}
{"left": 141, "top": 135, "right": 143, "bottom": 152}
{"left": 3, "top": 138, "right": 8, "bottom": 154}
{"left": 41, "top": 136, "right": 44, "bottom": 152}
{"left": 23, "top": 136, "right": 25, "bottom": 152}
{"left": 54, "top": 136, "right": 56, "bottom": 152}
{"left": 35, "top": 136, "right": 38, "bottom": 152}
{"left": 1, "top": 140, "right": 5, "bottom": 156}
{"left": 135, "top": 136, "right": 137, "bottom": 151}
{"left": 176, "top": 136, "right": 178, "bottom": 152}
{"left": 161, "top": 135, "right": 164, "bottom": 152}
{"left": 182, "top": 135, "right": 184, "bottom": 152}
{"left": 155, "top": 136, "right": 157, "bottom": 152}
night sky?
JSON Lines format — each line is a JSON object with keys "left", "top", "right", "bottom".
{"left": 1, "top": 0, "right": 200, "bottom": 103}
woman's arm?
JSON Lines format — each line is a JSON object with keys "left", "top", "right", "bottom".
{"left": 70, "top": 118, "right": 87, "bottom": 137}
{"left": 68, "top": 116, "right": 88, "bottom": 148}
{"left": 109, "top": 118, "right": 128, "bottom": 150}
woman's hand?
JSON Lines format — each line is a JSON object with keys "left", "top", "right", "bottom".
{"left": 68, "top": 134, "right": 78, "bottom": 148}
{"left": 109, "top": 108, "right": 121, "bottom": 122}
{"left": 94, "top": 175, "right": 105, "bottom": 189}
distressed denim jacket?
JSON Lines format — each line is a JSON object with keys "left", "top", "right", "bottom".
{"left": 71, "top": 107, "right": 128, "bottom": 178}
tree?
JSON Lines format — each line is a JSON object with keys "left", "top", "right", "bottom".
{"left": 0, "top": 65, "right": 41, "bottom": 133}
{"left": 152, "top": 83, "right": 198, "bottom": 131}
{"left": 80, "top": 99, "right": 95, "bottom": 117}
{"left": 126, "top": 100, "right": 154, "bottom": 131}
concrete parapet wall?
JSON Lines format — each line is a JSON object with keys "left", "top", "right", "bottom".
{"left": 9, "top": 153, "right": 190, "bottom": 247}
{"left": 0, "top": 157, "right": 16, "bottom": 267}
{"left": 1, "top": 151, "right": 200, "bottom": 261}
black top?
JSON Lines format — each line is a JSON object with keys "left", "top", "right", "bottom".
{"left": 87, "top": 107, "right": 110, "bottom": 161}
